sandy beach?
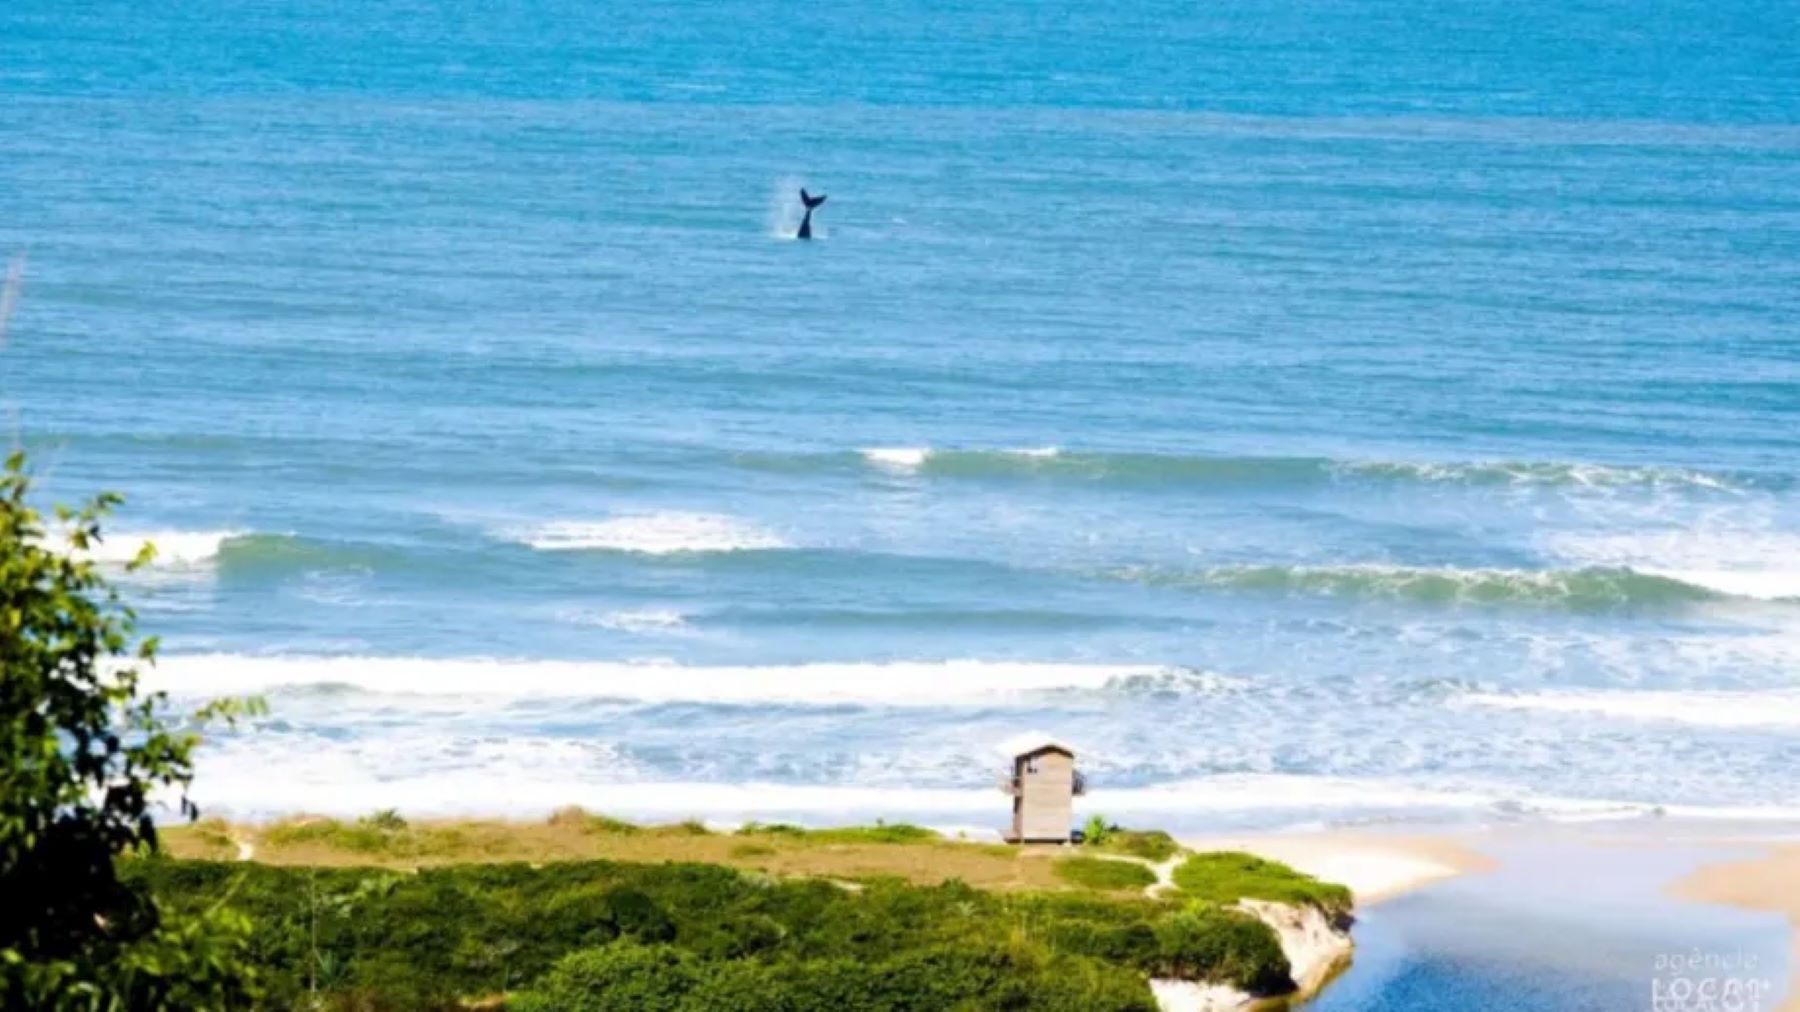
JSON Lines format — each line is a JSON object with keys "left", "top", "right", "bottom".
{"left": 1677, "top": 843, "right": 1800, "bottom": 1011}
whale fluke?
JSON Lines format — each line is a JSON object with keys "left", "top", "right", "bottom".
{"left": 798, "top": 188, "right": 827, "bottom": 239}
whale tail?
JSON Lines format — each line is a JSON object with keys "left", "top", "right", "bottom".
{"left": 797, "top": 188, "right": 827, "bottom": 239}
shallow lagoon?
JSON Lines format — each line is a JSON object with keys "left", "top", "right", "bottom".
{"left": 1317, "top": 840, "right": 1789, "bottom": 1010}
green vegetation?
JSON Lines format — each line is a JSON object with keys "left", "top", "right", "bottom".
{"left": 167, "top": 811, "right": 1062, "bottom": 890}
{"left": 0, "top": 454, "right": 261, "bottom": 1009}
{"left": 260, "top": 810, "right": 727, "bottom": 862}
{"left": 1095, "top": 829, "right": 1181, "bottom": 864}
{"left": 361, "top": 808, "right": 407, "bottom": 832}
{"left": 1141, "top": 906, "right": 1291, "bottom": 987}
{"left": 130, "top": 854, "right": 1302, "bottom": 1009}
{"left": 546, "top": 807, "right": 712, "bottom": 837}
{"left": 738, "top": 820, "right": 940, "bottom": 844}
{"left": 1173, "top": 851, "right": 1354, "bottom": 919}
{"left": 511, "top": 939, "right": 1158, "bottom": 1012}
{"left": 1082, "top": 814, "right": 1114, "bottom": 846}
{"left": 1053, "top": 856, "right": 1157, "bottom": 892}
{"left": 1081, "top": 816, "right": 1181, "bottom": 863}
{"left": 548, "top": 805, "right": 646, "bottom": 835}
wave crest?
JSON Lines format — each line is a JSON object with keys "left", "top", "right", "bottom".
{"left": 828, "top": 449, "right": 1756, "bottom": 490}
{"left": 80, "top": 529, "right": 246, "bottom": 566}
{"left": 1111, "top": 563, "right": 1744, "bottom": 609}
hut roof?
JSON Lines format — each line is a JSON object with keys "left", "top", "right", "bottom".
{"left": 998, "top": 731, "right": 1076, "bottom": 759}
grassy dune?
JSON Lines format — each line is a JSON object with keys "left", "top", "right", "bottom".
{"left": 164, "top": 809, "right": 1074, "bottom": 891}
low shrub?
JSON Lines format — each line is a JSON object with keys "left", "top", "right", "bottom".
{"left": 361, "top": 808, "right": 407, "bottom": 831}
{"left": 1172, "top": 851, "right": 1353, "bottom": 919}
{"left": 737, "top": 821, "right": 939, "bottom": 845}
{"left": 130, "top": 852, "right": 1306, "bottom": 1008}
{"left": 263, "top": 818, "right": 392, "bottom": 854}
{"left": 1053, "top": 856, "right": 1157, "bottom": 892}
{"left": 1152, "top": 906, "right": 1293, "bottom": 994}
{"left": 510, "top": 942, "right": 700, "bottom": 1012}
{"left": 1096, "top": 829, "right": 1180, "bottom": 863}
{"left": 1042, "top": 919, "right": 1161, "bottom": 964}
{"left": 548, "top": 806, "right": 642, "bottom": 835}
{"left": 510, "top": 940, "right": 1158, "bottom": 1011}
{"left": 1083, "top": 814, "right": 1114, "bottom": 846}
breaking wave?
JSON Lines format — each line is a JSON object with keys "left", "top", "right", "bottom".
{"left": 79, "top": 529, "right": 248, "bottom": 566}
{"left": 77, "top": 530, "right": 408, "bottom": 575}
{"left": 1544, "top": 531, "right": 1800, "bottom": 602}
{"left": 738, "top": 448, "right": 1766, "bottom": 492}
{"left": 1106, "top": 563, "right": 1780, "bottom": 609}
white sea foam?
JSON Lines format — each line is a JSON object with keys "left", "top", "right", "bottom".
{"left": 1339, "top": 458, "right": 1743, "bottom": 490}
{"left": 74, "top": 529, "right": 243, "bottom": 566}
{"left": 1545, "top": 462, "right": 1734, "bottom": 490}
{"left": 858, "top": 445, "right": 1061, "bottom": 470}
{"left": 1547, "top": 529, "right": 1800, "bottom": 601}
{"left": 145, "top": 654, "right": 1169, "bottom": 704}
{"left": 517, "top": 513, "right": 787, "bottom": 554}
{"left": 1639, "top": 569, "right": 1800, "bottom": 601}
{"left": 860, "top": 446, "right": 931, "bottom": 471}
{"left": 766, "top": 176, "right": 806, "bottom": 239}
{"left": 561, "top": 608, "right": 692, "bottom": 633}
{"left": 1462, "top": 687, "right": 1800, "bottom": 729}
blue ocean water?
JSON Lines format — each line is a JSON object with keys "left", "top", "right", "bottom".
{"left": 3, "top": 0, "right": 1798, "bottom": 828}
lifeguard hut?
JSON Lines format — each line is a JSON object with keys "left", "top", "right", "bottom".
{"left": 999, "top": 733, "right": 1084, "bottom": 844}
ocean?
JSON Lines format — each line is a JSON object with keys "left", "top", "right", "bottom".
{"left": 3, "top": 0, "right": 1797, "bottom": 833}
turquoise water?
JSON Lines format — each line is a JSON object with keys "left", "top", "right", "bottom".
{"left": 3, "top": 0, "right": 1798, "bottom": 827}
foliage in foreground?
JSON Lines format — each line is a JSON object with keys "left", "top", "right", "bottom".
{"left": 0, "top": 453, "right": 259, "bottom": 1010}
{"left": 1173, "top": 851, "right": 1354, "bottom": 920}
{"left": 511, "top": 938, "right": 1158, "bottom": 1012}
{"left": 131, "top": 856, "right": 1297, "bottom": 1009}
